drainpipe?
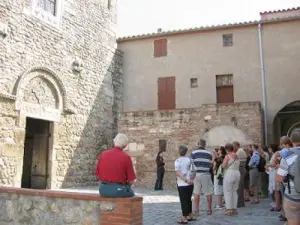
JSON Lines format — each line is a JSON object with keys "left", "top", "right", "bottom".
{"left": 258, "top": 23, "right": 268, "bottom": 145}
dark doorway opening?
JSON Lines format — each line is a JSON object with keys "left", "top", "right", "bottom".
{"left": 21, "top": 118, "right": 52, "bottom": 189}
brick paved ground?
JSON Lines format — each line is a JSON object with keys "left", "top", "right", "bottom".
{"left": 61, "top": 187, "right": 285, "bottom": 225}
{"left": 134, "top": 188, "right": 284, "bottom": 225}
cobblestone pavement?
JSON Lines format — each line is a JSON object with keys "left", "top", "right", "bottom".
{"left": 60, "top": 187, "right": 284, "bottom": 225}
{"left": 134, "top": 188, "right": 284, "bottom": 225}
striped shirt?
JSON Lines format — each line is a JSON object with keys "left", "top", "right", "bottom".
{"left": 277, "top": 147, "right": 300, "bottom": 202}
{"left": 190, "top": 148, "right": 213, "bottom": 173}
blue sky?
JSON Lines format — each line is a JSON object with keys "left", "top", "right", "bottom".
{"left": 117, "top": 0, "right": 299, "bottom": 37}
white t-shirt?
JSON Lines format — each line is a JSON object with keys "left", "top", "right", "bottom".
{"left": 174, "top": 156, "right": 192, "bottom": 187}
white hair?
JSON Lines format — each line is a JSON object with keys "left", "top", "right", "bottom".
{"left": 113, "top": 133, "right": 129, "bottom": 148}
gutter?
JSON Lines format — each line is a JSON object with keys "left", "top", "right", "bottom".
{"left": 258, "top": 23, "right": 268, "bottom": 145}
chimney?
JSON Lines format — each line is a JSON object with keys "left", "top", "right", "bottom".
{"left": 157, "top": 28, "right": 162, "bottom": 33}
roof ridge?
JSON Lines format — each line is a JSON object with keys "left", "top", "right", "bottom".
{"left": 260, "top": 6, "right": 300, "bottom": 15}
{"left": 117, "top": 16, "right": 300, "bottom": 41}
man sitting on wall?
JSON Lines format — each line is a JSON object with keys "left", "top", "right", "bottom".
{"left": 95, "top": 133, "right": 136, "bottom": 197}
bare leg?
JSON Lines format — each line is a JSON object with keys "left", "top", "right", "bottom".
{"left": 207, "top": 195, "right": 212, "bottom": 214}
{"left": 193, "top": 194, "right": 200, "bottom": 216}
{"left": 217, "top": 195, "right": 223, "bottom": 206}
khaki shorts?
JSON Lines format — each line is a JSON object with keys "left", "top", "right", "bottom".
{"left": 193, "top": 173, "right": 214, "bottom": 196}
{"left": 283, "top": 198, "right": 300, "bottom": 221}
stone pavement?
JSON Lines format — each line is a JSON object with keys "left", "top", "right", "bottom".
{"left": 134, "top": 188, "right": 284, "bottom": 225}
{"left": 60, "top": 187, "right": 284, "bottom": 225}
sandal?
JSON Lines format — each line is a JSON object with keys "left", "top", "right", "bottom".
{"left": 224, "top": 210, "right": 232, "bottom": 216}
{"left": 177, "top": 221, "right": 188, "bottom": 224}
{"left": 232, "top": 209, "right": 238, "bottom": 215}
{"left": 207, "top": 210, "right": 212, "bottom": 215}
{"left": 270, "top": 207, "right": 281, "bottom": 212}
{"left": 244, "top": 198, "right": 250, "bottom": 202}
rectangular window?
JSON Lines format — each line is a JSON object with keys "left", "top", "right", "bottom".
{"left": 37, "top": 0, "right": 56, "bottom": 15}
{"left": 108, "top": 0, "right": 112, "bottom": 9}
{"left": 154, "top": 39, "right": 167, "bottom": 57}
{"left": 159, "top": 139, "right": 167, "bottom": 152}
{"left": 158, "top": 77, "right": 175, "bottom": 110}
{"left": 216, "top": 74, "right": 234, "bottom": 103}
{"left": 190, "top": 78, "right": 198, "bottom": 88}
{"left": 223, "top": 34, "right": 233, "bottom": 47}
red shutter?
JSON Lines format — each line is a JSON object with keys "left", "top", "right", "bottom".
{"left": 216, "top": 86, "right": 234, "bottom": 103}
{"left": 158, "top": 77, "right": 175, "bottom": 110}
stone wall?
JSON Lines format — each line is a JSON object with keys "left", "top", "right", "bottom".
{"left": 118, "top": 102, "right": 262, "bottom": 188}
{"left": 0, "top": 0, "right": 123, "bottom": 188}
{"left": 0, "top": 187, "right": 143, "bottom": 225}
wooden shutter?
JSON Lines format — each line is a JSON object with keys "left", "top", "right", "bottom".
{"left": 158, "top": 77, "right": 175, "bottom": 110}
{"left": 216, "top": 86, "right": 234, "bottom": 103}
{"left": 154, "top": 39, "right": 167, "bottom": 57}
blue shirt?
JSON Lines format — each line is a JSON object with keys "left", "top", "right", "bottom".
{"left": 279, "top": 148, "right": 289, "bottom": 159}
{"left": 248, "top": 152, "right": 260, "bottom": 168}
{"left": 190, "top": 148, "right": 213, "bottom": 173}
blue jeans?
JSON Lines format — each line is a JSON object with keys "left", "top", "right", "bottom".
{"left": 99, "top": 182, "right": 135, "bottom": 198}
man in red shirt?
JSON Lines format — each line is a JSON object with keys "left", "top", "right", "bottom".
{"left": 95, "top": 133, "right": 136, "bottom": 197}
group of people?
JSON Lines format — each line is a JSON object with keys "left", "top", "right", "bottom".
{"left": 174, "top": 133, "right": 300, "bottom": 225}
{"left": 94, "top": 131, "right": 300, "bottom": 225}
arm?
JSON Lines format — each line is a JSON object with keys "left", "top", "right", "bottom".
{"left": 276, "top": 158, "right": 289, "bottom": 183}
{"left": 126, "top": 156, "right": 137, "bottom": 185}
{"left": 222, "top": 155, "right": 229, "bottom": 168}
{"left": 248, "top": 154, "right": 258, "bottom": 167}
{"left": 95, "top": 155, "right": 102, "bottom": 179}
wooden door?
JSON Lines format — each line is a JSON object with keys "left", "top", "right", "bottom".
{"left": 158, "top": 77, "right": 176, "bottom": 110}
{"left": 30, "top": 120, "right": 50, "bottom": 189}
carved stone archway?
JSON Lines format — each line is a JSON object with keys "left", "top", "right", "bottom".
{"left": 13, "top": 67, "right": 68, "bottom": 122}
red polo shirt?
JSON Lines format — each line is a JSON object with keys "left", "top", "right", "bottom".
{"left": 95, "top": 147, "right": 136, "bottom": 184}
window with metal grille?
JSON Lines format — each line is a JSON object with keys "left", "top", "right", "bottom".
{"left": 37, "top": 0, "right": 56, "bottom": 15}
{"left": 190, "top": 78, "right": 198, "bottom": 88}
{"left": 223, "top": 34, "right": 233, "bottom": 47}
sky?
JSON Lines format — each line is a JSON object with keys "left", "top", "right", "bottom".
{"left": 117, "top": 0, "right": 299, "bottom": 37}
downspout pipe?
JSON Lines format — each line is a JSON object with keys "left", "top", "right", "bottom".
{"left": 258, "top": 22, "right": 268, "bottom": 145}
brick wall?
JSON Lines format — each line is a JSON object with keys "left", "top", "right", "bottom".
{"left": 118, "top": 102, "right": 263, "bottom": 188}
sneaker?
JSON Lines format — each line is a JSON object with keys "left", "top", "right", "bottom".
{"left": 270, "top": 202, "right": 275, "bottom": 207}
{"left": 215, "top": 205, "right": 225, "bottom": 209}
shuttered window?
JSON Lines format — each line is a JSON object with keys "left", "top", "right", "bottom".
{"left": 154, "top": 39, "right": 167, "bottom": 57}
{"left": 216, "top": 74, "right": 234, "bottom": 103}
{"left": 158, "top": 77, "right": 175, "bottom": 110}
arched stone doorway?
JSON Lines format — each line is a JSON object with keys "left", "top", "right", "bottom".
{"left": 273, "top": 101, "right": 300, "bottom": 142}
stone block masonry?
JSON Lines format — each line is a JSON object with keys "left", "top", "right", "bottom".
{"left": 0, "top": 187, "right": 143, "bottom": 225}
{"left": 0, "top": 0, "right": 123, "bottom": 188}
{"left": 118, "top": 102, "right": 263, "bottom": 188}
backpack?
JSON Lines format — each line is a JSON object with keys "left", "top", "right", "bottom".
{"left": 257, "top": 155, "right": 266, "bottom": 172}
{"left": 286, "top": 149, "right": 300, "bottom": 194}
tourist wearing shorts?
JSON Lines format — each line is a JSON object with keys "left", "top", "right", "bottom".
{"left": 277, "top": 129, "right": 300, "bottom": 225}
{"left": 190, "top": 139, "right": 214, "bottom": 216}
{"left": 248, "top": 144, "right": 260, "bottom": 204}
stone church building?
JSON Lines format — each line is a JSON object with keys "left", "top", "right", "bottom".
{"left": 0, "top": 0, "right": 123, "bottom": 189}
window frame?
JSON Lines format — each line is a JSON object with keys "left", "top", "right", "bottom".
{"left": 222, "top": 34, "right": 233, "bottom": 47}
{"left": 30, "top": 0, "right": 63, "bottom": 27}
